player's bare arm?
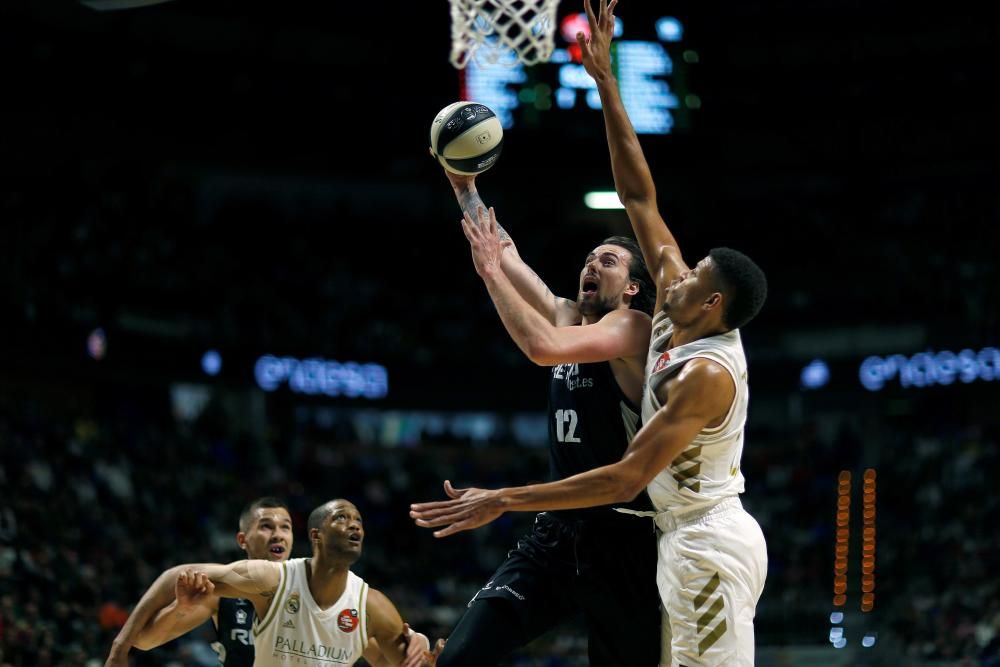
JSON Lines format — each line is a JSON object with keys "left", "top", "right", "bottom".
{"left": 463, "top": 206, "right": 649, "bottom": 365}
{"left": 411, "top": 358, "right": 734, "bottom": 537}
{"left": 578, "top": 0, "right": 689, "bottom": 296}
{"left": 361, "top": 587, "right": 421, "bottom": 666}
{"left": 365, "top": 622, "right": 437, "bottom": 667}
{"left": 444, "top": 169, "right": 580, "bottom": 326}
{"left": 132, "top": 570, "right": 220, "bottom": 650}
{"left": 105, "top": 560, "right": 282, "bottom": 666}
{"left": 106, "top": 564, "right": 217, "bottom": 666}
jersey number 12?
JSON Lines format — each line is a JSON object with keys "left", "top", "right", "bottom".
{"left": 555, "top": 409, "right": 581, "bottom": 443}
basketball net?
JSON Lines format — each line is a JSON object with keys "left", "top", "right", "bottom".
{"left": 449, "top": 0, "right": 561, "bottom": 68}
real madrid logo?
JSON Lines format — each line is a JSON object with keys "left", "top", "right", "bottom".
{"left": 285, "top": 592, "right": 300, "bottom": 614}
{"left": 235, "top": 608, "right": 248, "bottom": 625}
{"left": 337, "top": 608, "right": 359, "bottom": 633}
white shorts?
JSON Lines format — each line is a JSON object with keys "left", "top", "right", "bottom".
{"left": 656, "top": 497, "right": 767, "bottom": 667}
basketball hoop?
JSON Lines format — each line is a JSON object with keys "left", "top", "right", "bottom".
{"left": 448, "top": 0, "right": 561, "bottom": 68}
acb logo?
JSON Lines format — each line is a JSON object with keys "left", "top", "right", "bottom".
{"left": 337, "top": 608, "right": 359, "bottom": 633}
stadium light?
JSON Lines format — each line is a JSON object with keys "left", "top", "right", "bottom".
{"left": 584, "top": 191, "right": 624, "bottom": 209}
{"left": 201, "top": 350, "right": 222, "bottom": 376}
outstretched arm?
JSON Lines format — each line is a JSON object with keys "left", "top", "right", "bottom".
{"left": 578, "top": 0, "right": 689, "bottom": 293}
{"left": 462, "top": 207, "right": 648, "bottom": 365}
{"left": 106, "top": 561, "right": 281, "bottom": 666}
{"left": 444, "top": 170, "right": 580, "bottom": 326}
{"left": 411, "top": 358, "right": 734, "bottom": 536}
{"left": 132, "top": 572, "right": 219, "bottom": 650}
{"left": 107, "top": 565, "right": 198, "bottom": 666}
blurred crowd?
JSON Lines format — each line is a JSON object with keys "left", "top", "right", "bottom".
{"left": 1, "top": 389, "right": 998, "bottom": 667}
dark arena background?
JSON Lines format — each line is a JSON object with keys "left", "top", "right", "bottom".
{"left": 2, "top": 0, "right": 999, "bottom": 665}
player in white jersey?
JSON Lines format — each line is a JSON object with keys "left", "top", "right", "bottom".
{"left": 106, "top": 499, "right": 438, "bottom": 667}
{"left": 126, "top": 497, "right": 296, "bottom": 666}
{"left": 411, "top": 2, "right": 769, "bottom": 665}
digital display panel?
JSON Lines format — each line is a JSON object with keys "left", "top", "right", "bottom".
{"left": 459, "top": 14, "right": 695, "bottom": 135}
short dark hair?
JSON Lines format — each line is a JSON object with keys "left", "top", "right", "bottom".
{"left": 708, "top": 248, "right": 767, "bottom": 330}
{"left": 307, "top": 499, "right": 353, "bottom": 534}
{"left": 602, "top": 236, "right": 654, "bottom": 316}
{"left": 238, "top": 497, "right": 289, "bottom": 533}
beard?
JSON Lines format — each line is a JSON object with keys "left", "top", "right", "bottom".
{"left": 578, "top": 292, "right": 619, "bottom": 317}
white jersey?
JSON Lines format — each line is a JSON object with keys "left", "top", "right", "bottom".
{"left": 252, "top": 558, "right": 369, "bottom": 667}
{"left": 642, "top": 310, "right": 749, "bottom": 513}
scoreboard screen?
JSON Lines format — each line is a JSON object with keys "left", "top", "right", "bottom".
{"left": 459, "top": 13, "right": 697, "bottom": 135}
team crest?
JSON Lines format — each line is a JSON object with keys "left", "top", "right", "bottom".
{"left": 235, "top": 608, "right": 248, "bottom": 624}
{"left": 337, "top": 608, "right": 359, "bottom": 633}
{"left": 285, "top": 592, "right": 300, "bottom": 614}
{"left": 652, "top": 351, "right": 671, "bottom": 374}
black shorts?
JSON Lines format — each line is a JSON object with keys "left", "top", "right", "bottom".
{"left": 459, "top": 511, "right": 661, "bottom": 666}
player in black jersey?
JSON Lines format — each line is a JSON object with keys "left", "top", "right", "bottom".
{"left": 127, "top": 497, "right": 293, "bottom": 666}
{"left": 420, "top": 173, "right": 662, "bottom": 666}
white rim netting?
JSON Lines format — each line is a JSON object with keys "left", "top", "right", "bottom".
{"left": 449, "top": 0, "right": 561, "bottom": 68}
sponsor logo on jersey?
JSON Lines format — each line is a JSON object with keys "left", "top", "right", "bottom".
{"left": 274, "top": 636, "right": 353, "bottom": 662}
{"left": 496, "top": 584, "right": 525, "bottom": 601}
{"left": 282, "top": 619, "right": 295, "bottom": 629}
{"left": 230, "top": 628, "right": 252, "bottom": 646}
{"left": 337, "top": 608, "right": 359, "bottom": 633}
{"left": 552, "top": 363, "right": 594, "bottom": 391}
{"left": 285, "top": 592, "right": 300, "bottom": 614}
{"left": 652, "top": 351, "right": 672, "bottom": 374}
{"left": 235, "top": 608, "right": 248, "bottom": 625}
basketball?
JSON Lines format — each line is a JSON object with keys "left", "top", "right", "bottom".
{"left": 429, "top": 102, "right": 504, "bottom": 176}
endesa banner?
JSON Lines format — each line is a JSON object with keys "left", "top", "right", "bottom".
{"left": 859, "top": 347, "right": 999, "bottom": 391}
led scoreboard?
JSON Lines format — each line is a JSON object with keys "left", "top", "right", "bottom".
{"left": 459, "top": 14, "right": 696, "bottom": 135}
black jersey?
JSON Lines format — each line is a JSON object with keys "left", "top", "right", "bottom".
{"left": 546, "top": 361, "right": 654, "bottom": 517}
{"left": 211, "top": 597, "right": 255, "bottom": 666}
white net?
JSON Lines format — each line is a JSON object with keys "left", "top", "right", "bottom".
{"left": 449, "top": 0, "right": 561, "bottom": 69}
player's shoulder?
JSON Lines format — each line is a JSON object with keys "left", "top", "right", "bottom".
{"left": 365, "top": 585, "right": 388, "bottom": 607}
{"left": 667, "top": 358, "right": 735, "bottom": 418}
{"left": 601, "top": 307, "right": 652, "bottom": 330}
{"left": 675, "top": 356, "right": 731, "bottom": 388}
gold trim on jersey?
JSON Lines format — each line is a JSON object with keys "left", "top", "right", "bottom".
{"left": 675, "top": 446, "right": 702, "bottom": 464}
{"left": 359, "top": 581, "right": 370, "bottom": 649}
{"left": 670, "top": 445, "right": 704, "bottom": 493}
